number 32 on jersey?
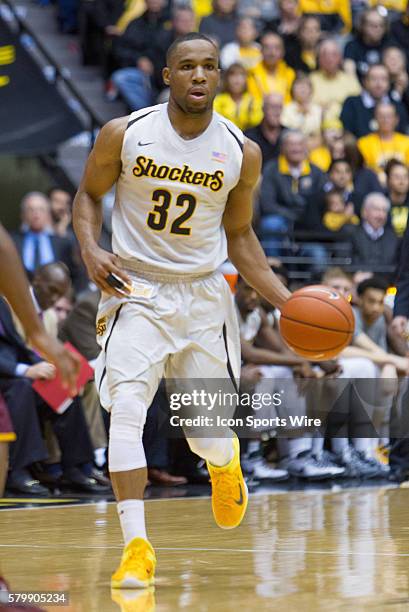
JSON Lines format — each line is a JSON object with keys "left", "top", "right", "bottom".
{"left": 146, "top": 189, "right": 197, "bottom": 236}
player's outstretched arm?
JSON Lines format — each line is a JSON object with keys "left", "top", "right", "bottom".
{"left": 0, "top": 223, "right": 80, "bottom": 394}
{"left": 223, "top": 138, "right": 291, "bottom": 310}
{"left": 72, "top": 116, "right": 131, "bottom": 297}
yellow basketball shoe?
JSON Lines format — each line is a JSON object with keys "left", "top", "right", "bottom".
{"left": 207, "top": 435, "right": 248, "bottom": 529}
{"left": 111, "top": 587, "right": 156, "bottom": 612}
{"left": 111, "top": 538, "right": 156, "bottom": 589}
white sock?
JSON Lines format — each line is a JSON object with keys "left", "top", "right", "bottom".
{"left": 117, "top": 499, "right": 147, "bottom": 545}
{"left": 331, "top": 438, "right": 349, "bottom": 455}
{"left": 187, "top": 437, "right": 234, "bottom": 467}
{"left": 352, "top": 438, "right": 372, "bottom": 457}
{"left": 311, "top": 436, "right": 324, "bottom": 455}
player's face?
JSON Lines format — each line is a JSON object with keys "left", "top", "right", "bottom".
{"left": 164, "top": 41, "right": 220, "bottom": 114}
{"left": 360, "top": 288, "right": 385, "bottom": 323}
{"left": 236, "top": 284, "right": 259, "bottom": 313}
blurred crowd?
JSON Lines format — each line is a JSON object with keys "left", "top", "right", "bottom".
{"left": 2, "top": 0, "right": 409, "bottom": 495}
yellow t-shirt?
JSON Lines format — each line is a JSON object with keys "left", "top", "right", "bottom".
{"left": 323, "top": 211, "right": 359, "bottom": 232}
{"left": 310, "top": 70, "right": 361, "bottom": 121}
{"left": 213, "top": 92, "right": 263, "bottom": 131}
{"left": 247, "top": 60, "right": 295, "bottom": 105}
{"left": 299, "top": 0, "right": 351, "bottom": 32}
{"left": 309, "top": 146, "right": 332, "bottom": 172}
{"left": 358, "top": 133, "right": 409, "bottom": 179}
{"left": 281, "top": 102, "right": 322, "bottom": 137}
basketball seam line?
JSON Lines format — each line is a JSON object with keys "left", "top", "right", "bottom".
{"left": 287, "top": 294, "right": 352, "bottom": 328}
{"left": 281, "top": 315, "right": 354, "bottom": 334}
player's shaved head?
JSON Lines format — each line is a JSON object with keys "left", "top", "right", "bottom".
{"left": 166, "top": 32, "right": 219, "bottom": 66}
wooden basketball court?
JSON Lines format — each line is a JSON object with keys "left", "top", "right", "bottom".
{"left": 1, "top": 486, "right": 409, "bottom": 611}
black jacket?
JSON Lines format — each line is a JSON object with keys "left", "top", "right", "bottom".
{"left": 341, "top": 94, "right": 409, "bottom": 138}
{"left": 0, "top": 298, "right": 40, "bottom": 379}
{"left": 259, "top": 157, "right": 326, "bottom": 224}
{"left": 113, "top": 11, "right": 169, "bottom": 68}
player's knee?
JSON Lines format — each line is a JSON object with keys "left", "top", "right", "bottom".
{"left": 110, "top": 390, "right": 148, "bottom": 443}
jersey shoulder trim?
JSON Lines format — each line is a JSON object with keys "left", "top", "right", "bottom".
{"left": 126, "top": 105, "right": 161, "bottom": 130}
{"left": 218, "top": 118, "right": 244, "bottom": 153}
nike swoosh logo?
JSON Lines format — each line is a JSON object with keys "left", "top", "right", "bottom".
{"left": 138, "top": 140, "right": 154, "bottom": 146}
{"left": 234, "top": 483, "right": 244, "bottom": 506}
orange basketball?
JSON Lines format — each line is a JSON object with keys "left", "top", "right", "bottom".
{"left": 279, "top": 285, "right": 355, "bottom": 360}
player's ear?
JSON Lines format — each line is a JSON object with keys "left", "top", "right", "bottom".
{"left": 163, "top": 66, "right": 170, "bottom": 86}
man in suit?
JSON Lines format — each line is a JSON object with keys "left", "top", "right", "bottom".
{"left": 0, "top": 292, "right": 99, "bottom": 494}
{"left": 12, "top": 191, "right": 86, "bottom": 291}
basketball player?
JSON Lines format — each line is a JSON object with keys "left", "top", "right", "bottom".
{"left": 73, "top": 32, "right": 291, "bottom": 589}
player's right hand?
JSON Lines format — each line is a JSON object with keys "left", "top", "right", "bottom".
{"left": 82, "top": 246, "right": 131, "bottom": 297}
{"left": 25, "top": 362, "right": 56, "bottom": 380}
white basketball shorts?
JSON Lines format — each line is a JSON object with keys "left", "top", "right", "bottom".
{"left": 94, "top": 268, "right": 241, "bottom": 413}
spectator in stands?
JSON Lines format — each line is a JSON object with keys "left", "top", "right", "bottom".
{"left": 310, "top": 39, "right": 361, "bottom": 121}
{"left": 214, "top": 63, "right": 263, "bottom": 130}
{"left": 0, "top": 293, "right": 100, "bottom": 495}
{"left": 235, "top": 277, "right": 340, "bottom": 480}
{"left": 244, "top": 92, "right": 284, "bottom": 166}
{"left": 12, "top": 192, "right": 83, "bottom": 290}
{"left": 48, "top": 188, "right": 72, "bottom": 238}
{"left": 220, "top": 17, "right": 261, "bottom": 70}
{"left": 111, "top": 0, "right": 168, "bottom": 111}
{"left": 247, "top": 32, "right": 295, "bottom": 105}
{"left": 322, "top": 188, "right": 359, "bottom": 233}
{"left": 352, "top": 277, "right": 406, "bottom": 461}
{"left": 341, "top": 64, "right": 408, "bottom": 138}
{"left": 385, "top": 159, "right": 409, "bottom": 238}
{"left": 53, "top": 290, "right": 75, "bottom": 328}
{"left": 199, "top": 0, "right": 238, "bottom": 49}
{"left": 13, "top": 263, "right": 110, "bottom": 490}
{"left": 390, "top": 2, "right": 409, "bottom": 67}
{"left": 343, "top": 8, "right": 392, "bottom": 83}
{"left": 258, "top": 130, "right": 326, "bottom": 258}
{"left": 264, "top": 0, "right": 301, "bottom": 37}
{"left": 263, "top": 0, "right": 301, "bottom": 66}
{"left": 358, "top": 102, "right": 409, "bottom": 185}
{"left": 309, "top": 118, "right": 344, "bottom": 171}
{"left": 303, "top": 159, "right": 360, "bottom": 231}
{"left": 284, "top": 16, "right": 321, "bottom": 73}
{"left": 382, "top": 47, "right": 409, "bottom": 115}
{"left": 319, "top": 268, "right": 393, "bottom": 477}
{"left": 152, "top": 7, "right": 197, "bottom": 89}
{"left": 351, "top": 192, "right": 399, "bottom": 270}
{"left": 343, "top": 134, "right": 383, "bottom": 197}
{"left": 324, "top": 158, "right": 366, "bottom": 213}
{"left": 299, "top": 0, "right": 351, "bottom": 34}
{"left": 281, "top": 74, "right": 322, "bottom": 148}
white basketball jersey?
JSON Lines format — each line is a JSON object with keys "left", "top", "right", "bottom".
{"left": 112, "top": 103, "right": 244, "bottom": 273}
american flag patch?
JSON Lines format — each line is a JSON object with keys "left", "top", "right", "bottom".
{"left": 212, "top": 151, "right": 227, "bottom": 163}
